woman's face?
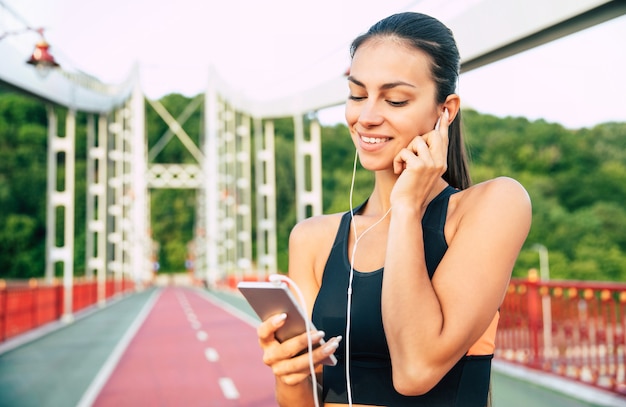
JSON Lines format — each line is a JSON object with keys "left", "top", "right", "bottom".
{"left": 345, "top": 37, "right": 441, "bottom": 172}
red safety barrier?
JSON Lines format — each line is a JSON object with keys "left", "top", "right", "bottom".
{"left": 73, "top": 280, "right": 98, "bottom": 313}
{"left": 0, "top": 277, "right": 136, "bottom": 343}
{"left": 497, "top": 276, "right": 626, "bottom": 397}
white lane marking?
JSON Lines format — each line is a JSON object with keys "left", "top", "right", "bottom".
{"left": 76, "top": 289, "right": 162, "bottom": 407}
{"left": 196, "top": 330, "right": 208, "bottom": 341}
{"left": 219, "top": 377, "right": 240, "bottom": 400}
{"left": 204, "top": 347, "right": 219, "bottom": 362}
{"left": 194, "top": 288, "right": 260, "bottom": 328}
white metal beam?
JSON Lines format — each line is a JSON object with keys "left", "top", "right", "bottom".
{"left": 294, "top": 114, "right": 323, "bottom": 222}
{"left": 452, "top": 0, "right": 626, "bottom": 71}
{"left": 129, "top": 82, "right": 149, "bottom": 284}
{"left": 254, "top": 118, "right": 278, "bottom": 279}
{"left": 203, "top": 75, "right": 220, "bottom": 287}
{"left": 205, "top": 0, "right": 625, "bottom": 118}
{"left": 45, "top": 107, "right": 76, "bottom": 322}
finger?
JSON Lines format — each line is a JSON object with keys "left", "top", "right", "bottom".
{"left": 438, "top": 108, "right": 450, "bottom": 147}
{"left": 278, "top": 371, "right": 313, "bottom": 386}
{"left": 287, "top": 330, "right": 326, "bottom": 357}
{"left": 407, "top": 135, "right": 430, "bottom": 157}
{"left": 266, "top": 329, "right": 325, "bottom": 366}
{"left": 422, "top": 110, "right": 449, "bottom": 160}
{"left": 409, "top": 136, "right": 435, "bottom": 164}
{"left": 393, "top": 136, "right": 429, "bottom": 174}
{"left": 257, "top": 313, "right": 286, "bottom": 345}
{"left": 393, "top": 149, "right": 426, "bottom": 175}
{"left": 393, "top": 148, "right": 412, "bottom": 174}
{"left": 420, "top": 131, "right": 445, "bottom": 166}
{"left": 440, "top": 107, "right": 450, "bottom": 132}
{"left": 273, "top": 335, "right": 342, "bottom": 379}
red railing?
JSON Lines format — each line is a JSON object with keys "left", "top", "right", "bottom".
{"left": 497, "top": 277, "right": 626, "bottom": 396}
{"left": 0, "top": 277, "right": 136, "bottom": 342}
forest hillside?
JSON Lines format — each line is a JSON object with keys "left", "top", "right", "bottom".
{"left": 1, "top": 91, "right": 625, "bottom": 282}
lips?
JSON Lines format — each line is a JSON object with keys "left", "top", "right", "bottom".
{"left": 361, "top": 135, "right": 390, "bottom": 144}
{"left": 357, "top": 134, "right": 391, "bottom": 153}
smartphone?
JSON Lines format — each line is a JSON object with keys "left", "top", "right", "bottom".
{"left": 237, "top": 280, "right": 337, "bottom": 366}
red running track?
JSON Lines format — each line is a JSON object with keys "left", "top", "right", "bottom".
{"left": 94, "top": 287, "right": 278, "bottom": 406}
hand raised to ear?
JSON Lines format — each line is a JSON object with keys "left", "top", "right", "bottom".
{"left": 393, "top": 108, "right": 449, "bottom": 175}
{"left": 390, "top": 108, "right": 450, "bottom": 210}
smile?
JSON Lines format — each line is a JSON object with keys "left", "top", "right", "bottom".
{"left": 361, "top": 136, "right": 390, "bottom": 144}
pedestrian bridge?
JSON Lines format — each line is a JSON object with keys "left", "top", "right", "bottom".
{"left": 1, "top": 0, "right": 626, "bottom": 405}
{"left": 1, "top": 280, "right": 625, "bottom": 407}
{"left": 2, "top": 259, "right": 626, "bottom": 404}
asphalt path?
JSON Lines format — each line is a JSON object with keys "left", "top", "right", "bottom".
{"left": 0, "top": 285, "right": 620, "bottom": 407}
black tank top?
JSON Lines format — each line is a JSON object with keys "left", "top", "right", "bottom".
{"left": 311, "top": 186, "right": 492, "bottom": 406}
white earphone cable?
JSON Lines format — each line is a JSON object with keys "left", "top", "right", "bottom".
{"left": 346, "top": 149, "right": 359, "bottom": 406}
{"left": 268, "top": 274, "right": 320, "bottom": 407}
{"left": 347, "top": 149, "right": 391, "bottom": 406}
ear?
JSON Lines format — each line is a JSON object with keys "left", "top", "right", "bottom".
{"left": 442, "top": 94, "right": 461, "bottom": 125}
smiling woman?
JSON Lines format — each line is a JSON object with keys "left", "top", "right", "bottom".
{"left": 252, "top": 11, "right": 532, "bottom": 407}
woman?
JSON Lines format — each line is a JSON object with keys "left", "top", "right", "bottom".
{"left": 257, "top": 12, "right": 531, "bottom": 406}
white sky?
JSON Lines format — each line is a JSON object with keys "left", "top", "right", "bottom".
{"left": 1, "top": 0, "right": 625, "bottom": 129}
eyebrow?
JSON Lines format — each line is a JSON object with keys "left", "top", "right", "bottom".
{"left": 347, "top": 76, "right": 416, "bottom": 90}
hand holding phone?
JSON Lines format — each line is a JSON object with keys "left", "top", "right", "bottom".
{"left": 238, "top": 280, "right": 337, "bottom": 366}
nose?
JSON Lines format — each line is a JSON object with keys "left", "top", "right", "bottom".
{"left": 358, "top": 100, "right": 384, "bottom": 128}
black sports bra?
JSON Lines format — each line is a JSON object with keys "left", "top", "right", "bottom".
{"left": 311, "top": 186, "right": 493, "bottom": 406}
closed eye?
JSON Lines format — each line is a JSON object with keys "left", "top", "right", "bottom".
{"left": 387, "top": 100, "right": 408, "bottom": 107}
{"left": 348, "top": 95, "right": 366, "bottom": 101}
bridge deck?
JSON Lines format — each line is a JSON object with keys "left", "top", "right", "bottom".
{"left": 0, "top": 286, "right": 617, "bottom": 407}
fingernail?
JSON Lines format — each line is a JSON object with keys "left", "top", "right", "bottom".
{"left": 444, "top": 108, "right": 449, "bottom": 116}
{"left": 272, "top": 313, "right": 287, "bottom": 326}
{"left": 324, "top": 339, "right": 339, "bottom": 353}
{"left": 313, "top": 331, "right": 326, "bottom": 340}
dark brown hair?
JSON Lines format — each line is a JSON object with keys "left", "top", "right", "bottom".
{"left": 351, "top": 12, "right": 471, "bottom": 190}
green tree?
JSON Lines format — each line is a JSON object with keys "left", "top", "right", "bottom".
{"left": 1, "top": 91, "right": 625, "bottom": 283}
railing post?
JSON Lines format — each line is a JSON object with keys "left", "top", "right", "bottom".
{"left": 30, "top": 279, "right": 38, "bottom": 329}
{"left": 0, "top": 280, "right": 5, "bottom": 341}
{"left": 618, "top": 291, "right": 626, "bottom": 394}
{"left": 527, "top": 269, "right": 542, "bottom": 368}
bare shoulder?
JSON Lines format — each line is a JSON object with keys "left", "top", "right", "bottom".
{"left": 289, "top": 213, "right": 342, "bottom": 257}
{"left": 289, "top": 212, "right": 345, "bottom": 279}
{"left": 452, "top": 176, "right": 532, "bottom": 234}
{"left": 289, "top": 212, "right": 344, "bottom": 245}
{"left": 465, "top": 176, "right": 530, "bottom": 205}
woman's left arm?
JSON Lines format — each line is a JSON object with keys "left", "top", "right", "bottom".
{"left": 382, "top": 177, "right": 531, "bottom": 396}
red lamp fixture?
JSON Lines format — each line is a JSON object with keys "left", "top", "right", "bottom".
{"left": 0, "top": 25, "right": 60, "bottom": 73}
{"left": 0, "top": 2, "right": 60, "bottom": 71}
{"left": 27, "top": 38, "right": 60, "bottom": 68}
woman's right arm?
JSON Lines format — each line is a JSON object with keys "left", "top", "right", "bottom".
{"left": 257, "top": 314, "right": 330, "bottom": 406}
{"left": 257, "top": 217, "right": 341, "bottom": 406}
